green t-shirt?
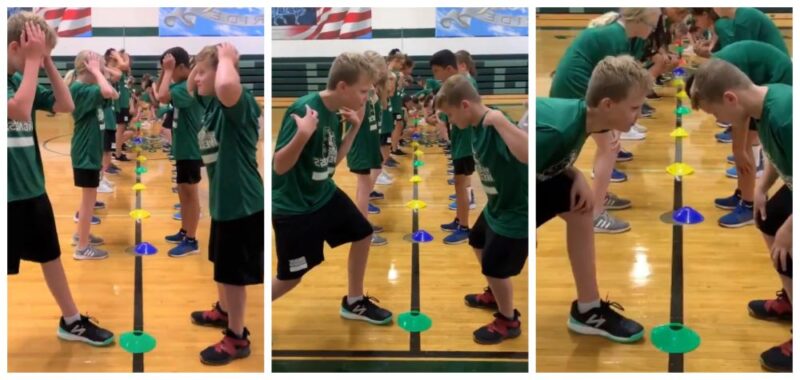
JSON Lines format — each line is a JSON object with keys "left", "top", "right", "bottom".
{"left": 713, "top": 18, "right": 735, "bottom": 52}
{"left": 380, "top": 102, "right": 394, "bottom": 134}
{"left": 114, "top": 73, "right": 131, "bottom": 111}
{"left": 471, "top": 112, "right": 528, "bottom": 239}
{"left": 69, "top": 81, "right": 105, "bottom": 170}
{"left": 713, "top": 41, "right": 792, "bottom": 86}
{"left": 170, "top": 80, "right": 203, "bottom": 160}
{"left": 198, "top": 90, "right": 264, "bottom": 221}
{"left": 347, "top": 98, "right": 382, "bottom": 171}
{"left": 391, "top": 70, "right": 403, "bottom": 113}
{"left": 718, "top": 8, "right": 788, "bottom": 54}
{"left": 536, "top": 97, "right": 589, "bottom": 181}
{"left": 103, "top": 99, "right": 116, "bottom": 131}
{"left": 7, "top": 73, "right": 55, "bottom": 202}
{"left": 272, "top": 92, "right": 342, "bottom": 215}
{"left": 448, "top": 74, "right": 479, "bottom": 160}
{"left": 550, "top": 22, "right": 642, "bottom": 99}
{"left": 758, "top": 84, "right": 792, "bottom": 189}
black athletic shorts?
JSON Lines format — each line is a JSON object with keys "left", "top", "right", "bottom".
{"left": 380, "top": 133, "right": 391, "bottom": 146}
{"left": 8, "top": 193, "right": 61, "bottom": 275}
{"left": 749, "top": 118, "right": 758, "bottom": 131}
{"left": 469, "top": 212, "right": 528, "bottom": 278}
{"left": 176, "top": 159, "right": 202, "bottom": 185}
{"left": 349, "top": 167, "right": 380, "bottom": 175}
{"left": 536, "top": 172, "right": 574, "bottom": 227}
{"left": 73, "top": 168, "right": 101, "bottom": 188}
{"left": 208, "top": 210, "right": 265, "bottom": 286}
{"left": 103, "top": 129, "right": 116, "bottom": 152}
{"left": 116, "top": 108, "right": 130, "bottom": 125}
{"left": 756, "top": 185, "right": 792, "bottom": 237}
{"left": 162, "top": 108, "right": 174, "bottom": 130}
{"left": 273, "top": 187, "right": 373, "bottom": 280}
{"left": 452, "top": 156, "right": 475, "bottom": 176}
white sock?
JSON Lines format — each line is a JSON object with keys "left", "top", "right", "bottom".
{"left": 577, "top": 299, "right": 601, "bottom": 314}
{"left": 347, "top": 295, "right": 364, "bottom": 305}
{"left": 752, "top": 145, "right": 761, "bottom": 167}
{"left": 64, "top": 313, "right": 81, "bottom": 324}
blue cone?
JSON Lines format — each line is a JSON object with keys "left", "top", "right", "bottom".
{"left": 411, "top": 230, "right": 433, "bottom": 243}
{"left": 134, "top": 242, "right": 158, "bottom": 255}
{"left": 672, "top": 207, "right": 704, "bottom": 225}
{"left": 411, "top": 132, "right": 421, "bottom": 141}
{"left": 133, "top": 137, "right": 144, "bottom": 145}
{"left": 673, "top": 67, "right": 685, "bottom": 77}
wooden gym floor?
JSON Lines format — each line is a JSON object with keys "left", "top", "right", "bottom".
{"left": 271, "top": 103, "right": 529, "bottom": 372}
{"left": 7, "top": 109, "right": 265, "bottom": 373}
{"left": 535, "top": 26, "right": 793, "bottom": 372}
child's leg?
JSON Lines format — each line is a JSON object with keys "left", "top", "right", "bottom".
{"left": 355, "top": 173, "right": 372, "bottom": 218}
{"left": 41, "top": 259, "right": 79, "bottom": 317}
{"left": 76, "top": 188, "right": 98, "bottom": 248}
{"left": 115, "top": 126, "right": 126, "bottom": 157}
{"left": 347, "top": 236, "right": 372, "bottom": 298}
{"left": 732, "top": 124, "right": 755, "bottom": 202}
{"left": 222, "top": 283, "right": 246, "bottom": 336}
{"left": 560, "top": 210, "right": 601, "bottom": 303}
{"left": 592, "top": 131, "right": 618, "bottom": 217}
{"left": 272, "top": 278, "right": 301, "bottom": 301}
{"left": 391, "top": 121, "right": 402, "bottom": 152}
{"left": 486, "top": 274, "right": 515, "bottom": 319}
{"left": 179, "top": 183, "right": 201, "bottom": 239}
{"left": 455, "top": 173, "right": 470, "bottom": 225}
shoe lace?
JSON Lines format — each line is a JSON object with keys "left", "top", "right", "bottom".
{"left": 477, "top": 287, "right": 495, "bottom": 303}
{"left": 776, "top": 289, "right": 790, "bottom": 304}
{"left": 81, "top": 313, "right": 101, "bottom": 326}
{"left": 601, "top": 296, "right": 626, "bottom": 313}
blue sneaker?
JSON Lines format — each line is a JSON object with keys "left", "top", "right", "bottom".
{"left": 443, "top": 226, "right": 469, "bottom": 245}
{"left": 716, "top": 127, "right": 732, "bottom": 143}
{"left": 611, "top": 168, "right": 628, "bottom": 183}
{"left": 727, "top": 154, "right": 735, "bottom": 164}
{"left": 726, "top": 159, "right": 764, "bottom": 179}
{"left": 173, "top": 212, "right": 182, "bottom": 221}
{"left": 168, "top": 238, "right": 199, "bottom": 258}
{"left": 369, "top": 191, "right": 384, "bottom": 200}
{"left": 448, "top": 193, "right": 457, "bottom": 201}
{"left": 104, "top": 166, "right": 121, "bottom": 175}
{"left": 368, "top": 203, "right": 381, "bottom": 214}
{"left": 441, "top": 218, "right": 460, "bottom": 232}
{"left": 640, "top": 103, "right": 655, "bottom": 118}
{"left": 447, "top": 168, "right": 454, "bottom": 175}
{"left": 165, "top": 230, "right": 186, "bottom": 244}
{"left": 714, "top": 190, "right": 741, "bottom": 210}
{"left": 94, "top": 201, "right": 106, "bottom": 210}
{"left": 74, "top": 212, "right": 101, "bottom": 225}
{"left": 447, "top": 178, "right": 455, "bottom": 185}
{"left": 448, "top": 191, "right": 476, "bottom": 211}
{"left": 617, "top": 150, "right": 634, "bottom": 162}
{"left": 174, "top": 203, "right": 181, "bottom": 210}
{"left": 719, "top": 201, "right": 755, "bottom": 228}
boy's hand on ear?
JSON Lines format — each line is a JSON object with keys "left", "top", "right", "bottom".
{"left": 162, "top": 53, "right": 176, "bottom": 71}
{"left": 22, "top": 22, "right": 47, "bottom": 62}
{"left": 339, "top": 107, "right": 361, "bottom": 127}
{"left": 292, "top": 105, "right": 319, "bottom": 137}
{"left": 86, "top": 53, "right": 103, "bottom": 74}
{"left": 217, "top": 42, "right": 240, "bottom": 65}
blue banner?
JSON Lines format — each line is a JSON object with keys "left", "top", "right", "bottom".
{"left": 7, "top": 7, "right": 33, "bottom": 18}
{"left": 159, "top": 8, "right": 264, "bottom": 37}
{"left": 272, "top": 8, "right": 317, "bottom": 26}
{"left": 436, "top": 8, "right": 528, "bottom": 37}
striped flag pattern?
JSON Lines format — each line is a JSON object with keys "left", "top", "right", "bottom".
{"left": 273, "top": 8, "right": 371, "bottom": 40}
{"left": 34, "top": 7, "right": 92, "bottom": 37}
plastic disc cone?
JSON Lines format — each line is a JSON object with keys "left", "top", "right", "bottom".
{"left": 672, "top": 67, "right": 685, "bottom": 77}
{"left": 405, "top": 200, "right": 427, "bottom": 210}
{"left": 676, "top": 46, "right": 685, "bottom": 55}
{"left": 672, "top": 78, "right": 685, "bottom": 88}
{"left": 414, "top": 150, "right": 424, "bottom": 158}
{"left": 672, "top": 207, "right": 704, "bottom": 224}
{"left": 129, "top": 209, "right": 151, "bottom": 220}
{"left": 133, "top": 137, "right": 144, "bottom": 145}
{"left": 135, "top": 166, "right": 148, "bottom": 174}
{"left": 397, "top": 311, "right": 432, "bottom": 332}
{"left": 120, "top": 331, "right": 157, "bottom": 354}
{"left": 411, "top": 230, "right": 433, "bottom": 243}
{"left": 413, "top": 160, "right": 425, "bottom": 167}
{"left": 651, "top": 323, "right": 700, "bottom": 353}
{"left": 412, "top": 132, "right": 421, "bottom": 141}
{"left": 676, "top": 90, "right": 689, "bottom": 100}
{"left": 411, "top": 141, "right": 420, "bottom": 149}
{"left": 409, "top": 175, "right": 422, "bottom": 183}
{"left": 132, "top": 183, "right": 146, "bottom": 191}
{"left": 134, "top": 242, "right": 158, "bottom": 255}
{"left": 670, "top": 128, "right": 689, "bottom": 138}
{"left": 675, "top": 106, "right": 691, "bottom": 116}
{"left": 666, "top": 162, "right": 695, "bottom": 176}
{"left": 136, "top": 156, "right": 148, "bottom": 163}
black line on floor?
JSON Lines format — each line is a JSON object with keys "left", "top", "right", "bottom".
{"left": 272, "top": 349, "right": 527, "bottom": 360}
{"left": 668, "top": 100, "right": 685, "bottom": 373}
{"left": 410, "top": 157, "right": 421, "bottom": 352}
{"left": 132, "top": 157, "right": 144, "bottom": 373}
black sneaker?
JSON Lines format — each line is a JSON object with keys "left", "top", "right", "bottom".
{"left": 200, "top": 328, "right": 251, "bottom": 366}
{"left": 340, "top": 295, "right": 393, "bottom": 325}
{"left": 57, "top": 314, "right": 114, "bottom": 346}
{"left": 473, "top": 310, "right": 521, "bottom": 344}
{"left": 760, "top": 338, "right": 792, "bottom": 372}
{"left": 191, "top": 302, "right": 229, "bottom": 327}
{"left": 465, "top": 287, "right": 499, "bottom": 309}
{"left": 113, "top": 153, "right": 130, "bottom": 162}
{"left": 567, "top": 299, "right": 644, "bottom": 343}
{"left": 391, "top": 149, "right": 407, "bottom": 156}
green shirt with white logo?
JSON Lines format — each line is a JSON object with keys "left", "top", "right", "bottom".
{"left": 758, "top": 84, "right": 792, "bottom": 189}
{"left": 347, "top": 98, "right": 382, "bottom": 171}
{"left": 69, "top": 81, "right": 105, "bottom": 170}
{"left": 114, "top": 72, "right": 131, "bottom": 111}
{"left": 170, "top": 80, "right": 203, "bottom": 160}
{"left": 536, "top": 97, "right": 589, "bottom": 181}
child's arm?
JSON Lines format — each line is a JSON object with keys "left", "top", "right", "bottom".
{"left": 186, "top": 63, "right": 198, "bottom": 97}
{"left": 43, "top": 56, "right": 74, "bottom": 113}
{"left": 215, "top": 42, "right": 243, "bottom": 107}
{"left": 8, "top": 22, "right": 47, "bottom": 121}
{"left": 157, "top": 54, "right": 175, "bottom": 103}
{"left": 335, "top": 105, "right": 365, "bottom": 164}
{"left": 274, "top": 105, "right": 319, "bottom": 175}
{"left": 485, "top": 109, "right": 528, "bottom": 164}
{"left": 86, "top": 53, "right": 119, "bottom": 100}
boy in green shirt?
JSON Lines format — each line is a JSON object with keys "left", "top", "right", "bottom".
{"left": 157, "top": 47, "right": 204, "bottom": 258}
{"left": 105, "top": 48, "right": 133, "bottom": 162}
{"left": 436, "top": 74, "right": 528, "bottom": 343}
{"left": 7, "top": 12, "right": 114, "bottom": 347}
{"left": 538, "top": 55, "right": 651, "bottom": 344}
{"left": 272, "top": 52, "right": 393, "bottom": 329}
{"left": 186, "top": 43, "right": 264, "bottom": 365}
{"left": 690, "top": 59, "right": 792, "bottom": 372}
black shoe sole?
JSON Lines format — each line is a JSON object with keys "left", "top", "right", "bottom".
{"left": 747, "top": 308, "right": 793, "bottom": 322}
{"left": 464, "top": 299, "right": 498, "bottom": 310}
{"left": 473, "top": 328, "right": 521, "bottom": 345}
{"left": 191, "top": 318, "right": 229, "bottom": 328}
{"left": 201, "top": 347, "right": 251, "bottom": 366}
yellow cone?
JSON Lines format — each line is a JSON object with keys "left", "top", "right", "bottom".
{"left": 134, "top": 146, "right": 143, "bottom": 153}
{"left": 405, "top": 200, "right": 427, "bottom": 210}
{"left": 672, "top": 78, "right": 685, "bottom": 88}
{"left": 409, "top": 175, "right": 422, "bottom": 183}
{"left": 414, "top": 150, "right": 424, "bottom": 158}
{"left": 676, "top": 90, "right": 689, "bottom": 100}
{"left": 666, "top": 162, "right": 695, "bottom": 176}
{"left": 411, "top": 141, "right": 420, "bottom": 149}
{"left": 132, "top": 183, "right": 146, "bottom": 191}
{"left": 670, "top": 127, "right": 689, "bottom": 138}
{"left": 129, "top": 209, "right": 151, "bottom": 220}
{"left": 136, "top": 155, "right": 147, "bottom": 163}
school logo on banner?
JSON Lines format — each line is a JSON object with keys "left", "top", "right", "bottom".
{"left": 272, "top": 8, "right": 372, "bottom": 40}
{"left": 435, "top": 8, "right": 528, "bottom": 38}
{"left": 159, "top": 8, "right": 264, "bottom": 37}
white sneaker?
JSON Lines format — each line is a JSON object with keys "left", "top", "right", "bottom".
{"left": 620, "top": 128, "right": 646, "bottom": 141}
{"left": 97, "top": 180, "right": 114, "bottom": 193}
{"left": 376, "top": 172, "right": 393, "bottom": 185}
{"left": 631, "top": 123, "right": 648, "bottom": 133}
{"left": 101, "top": 177, "right": 115, "bottom": 186}
{"left": 73, "top": 245, "right": 109, "bottom": 260}
{"left": 71, "top": 233, "right": 105, "bottom": 246}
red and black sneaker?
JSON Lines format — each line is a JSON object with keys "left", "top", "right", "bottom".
{"left": 465, "top": 287, "right": 498, "bottom": 309}
{"left": 760, "top": 338, "right": 792, "bottom": 372}
{"left": 200, "top": 328, "right": 251, "bottom": 366}
{"left": 748, "top": 289, "right": 792, "bottom": 321}
{"left": 473, "top": 309, "right": 521, "bottom": 344}
{"left": 191, "top": 302, "right": 228, "bottom": 327}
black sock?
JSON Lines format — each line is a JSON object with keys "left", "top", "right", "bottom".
{"left": 179, "top": 228, "right": 187, "bottom": 234}
{"left": 742, "top": 200, "right": 754, "bottom": 208}
{"left": 186, "top": 237, "right": 197, "bottom": 243}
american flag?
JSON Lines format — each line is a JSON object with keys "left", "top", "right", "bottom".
{"left": 34, "top": 7, "right": 92, "bottom": 37}
{"left": 273, "top": 8, "right": 371, "bottom": 40}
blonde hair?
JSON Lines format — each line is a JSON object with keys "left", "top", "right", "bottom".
{"left": 63, "top": 50, "right": 93, "bottom": 87}
{"left": 588, "top": 8, "right": 659, "bottom": 28}
{"left": 326, "top": 52, "right": 373, "bottom": 91}
{"left": 455, "top": 50, "right": 477, "bottom": 77}
{"left": 8, "top": 11, "right": 58, "bottom": 48}
{"left": 364, "top": 50, "right": 388, "bottom": 86}
{"left": 586, "top": 55, "right": 653, "bottom": 107}
{"left": 435, "top": 74, "right": 481, "bottom": 109}
{"left": 195, "top": 45, "right": 220, "bottom": 69}
{"left": 588, "top": 12, "right": 620, "bottom": 28}
{"left": 689, "top": 59, "right": 753, "bottom": 110}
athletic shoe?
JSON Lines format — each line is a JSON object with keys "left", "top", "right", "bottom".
{"left": 441, "top": 218, "right": 460, "bottom": 232}
{"left": 760, "top": 339, "right": 793, "bottom": 372}
{"left": 631, "top": 123, "right": 648, "bottom": 133}
{"left": 473, "top": 310, "right": 522, "bottom": 344}
{"left": 94, "top": 201, "right": 106, "bottom": 210}
{"left": 174, "top": 203, "right": 181, "bottom": 210}
{"left": 448, "top": 193, "right": 457, "bottom": 201}
{"left": 725, "top": 161, "right": 764, "bottom": 179}
{"left": 714, "top": 189, "right": 742, "bottom": 210}
{"left": 57, "top": 315, "right": 114, "bottom": 346}
{"left": 727, "top": 154, "right": 736, "bottom": 164}
{"left": 391, "top": 149, "right": 407, "bottom": 156}
{"left": 748, "top": 289, "right": 793, "bottom": 321}
{"left": 447, "top": 168, "right": 454, "bottom": 175}
{"left": 371, "top": 233, "right": 388, "bottom": 246}
{"left": 173, "top": 212, "right": 182, "bottom": 221}
{"left": 168, "top": 238, "right": 199, "bottom": 258}
{"left": 97, "top": 180, "right": 114, "bottom": 194}
{"left": 447, "top": 178, "right": 455, "bottom": 186}
{"left": 465, "top": 287, "right": 498, "bottom": 309}
{"left": 200, "top": 328, "right": 251, "bottom": 366}
{"left": 449, "top": 199, "right": 476, "bottom": 211}
{"left": 384, "top": 159, "right": 399, "bottom": 168}
{"left": 620, "top": 128, "right": 646, "bottom": 141}
{"left": 71, "top": 233, "right": 104, "bottom": 247}
{"left": 191, "top": 302, "right": 229, "bottom": 327}
{"left": 74, "top": 212, "right": 101, "bottom": 225}
{"left": 593, "top": 211, "right": 631, "bottom": 234}
{"left": 640, "top": 103, "right": 655, "bottom": 118}
{"left": 718, "top": 201, "right": 755, "bottom": 228}
{"left": 567, "top": 299, "right": 645, "bottom": 343}
{"left": 376, "top": 172, "right": 394, "bottom": 185}
{"left": 340, "top": 295, "right": 392, "bottom": 325}
{"left": 165, "top": 229, "right": 187, "bottom": 244}
{"left": 443, "top": 226, "right": 469, "bottom": 245}
{"left": 717, "top": 121, "right": 731, "bottom": 129}
{"left": 594, "top": 169, "right": 628, "bottom": 183}
{"left": 617, "top": 150, "right": 634, "bottom": 162}
{"left": 369, "top": 191, "right": 384, "bottom": 200}
{"left": 368, "top": 203, "right": 381, "bottom": 214}
{"left": 109, "top": 163, "right": 121, "bottom": 171}
{"left": 113, "top": 153, "right": 131, "bottom": 162}
{"left": 604, "top": 192, "right": 632, "bottom": 210}
{"left": 73, "top": 245, "right": 109, "bottom": 260}
{"left": 104, "top": 166, "right": 121, "bottom": 175}
{"left": 372, "top": 224, "right": 384, "bottom": 233}
{"left": 716, "top": 127, "right": 732, "bottom": 143}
